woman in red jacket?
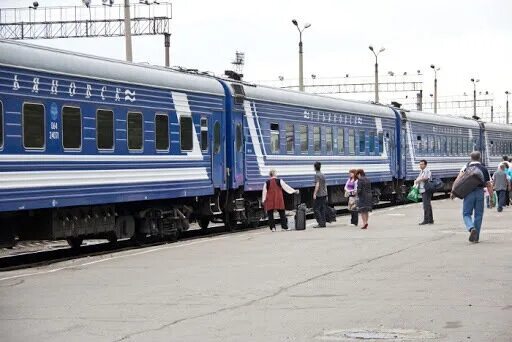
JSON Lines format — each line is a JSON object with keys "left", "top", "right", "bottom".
{"left": 262, "top": 169, "right": 299, "bottom": 231}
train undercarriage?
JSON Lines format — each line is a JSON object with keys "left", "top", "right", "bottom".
{"left": 0, "top": 178, "right": 455, "bottom": 249}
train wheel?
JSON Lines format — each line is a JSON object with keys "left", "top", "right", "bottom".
{"left": 107, "top": 232, "right": 118, "bottom": 246}
{"left": 199, "top": 217, "right": 210, "bottom": 230}
{"left": 67, "top": 237, "right": 83, "bottom": 249}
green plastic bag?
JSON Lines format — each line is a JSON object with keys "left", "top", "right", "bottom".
{"left": 407, "top": 186, "right": 421, "bottom": 202}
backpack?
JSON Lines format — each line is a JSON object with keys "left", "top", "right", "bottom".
{"left": 424, "top": 178, "right": 444, "bottom": 193}
{"left": 451, "top": 163, "right": 485, "bottom": 199}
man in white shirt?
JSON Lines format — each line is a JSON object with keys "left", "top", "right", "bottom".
{"left": 415, "top": 159, "right": 433, "bottom": 225}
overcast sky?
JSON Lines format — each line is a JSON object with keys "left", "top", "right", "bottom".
{"left": 2, "top": 0, "right": 511, "bottom": 121}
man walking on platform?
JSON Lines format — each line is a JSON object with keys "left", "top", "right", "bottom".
{"left": 415, "top": 159, "right": 433, "bottom": 225}
{"left": 453, "top": 151, "right": 493, "bottom": 243}
{"left": 262, "top": 169, "right": 299, "bottom": 231}
{"left": 493, "top": 163, "right": 509, "bottom": 212}
{"left": 313, "top": 161, "right": 328, "bottom": 228}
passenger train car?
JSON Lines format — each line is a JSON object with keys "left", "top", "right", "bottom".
{"left": 1, "top": 40, "right": 511, "bottom": 247}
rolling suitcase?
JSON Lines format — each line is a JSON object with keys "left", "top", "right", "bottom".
{"left": 326, "top": 206, "right": 337, "bottom": 223}
{"left": 295, "top": 203, "right": 307, "bottom": 230}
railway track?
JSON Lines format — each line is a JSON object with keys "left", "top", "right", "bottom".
{"left": 0, "top": 195, "right": 449, "bottom": 271}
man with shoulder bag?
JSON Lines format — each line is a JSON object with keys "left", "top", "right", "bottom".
{"left": 415, "top": 160, "right": 433, "bottom": 225}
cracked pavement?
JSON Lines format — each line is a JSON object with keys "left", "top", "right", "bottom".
{"left": 1, "top": 199, "right": 511, "bottom": 341}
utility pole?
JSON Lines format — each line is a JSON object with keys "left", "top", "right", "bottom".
{"left": 430, "top": 64, "right": 440, "bottom": 114}
{"left": 506, "top": 91, "right": 510, "bottom": 124}
{"left": 164, "top": 33, "right": 171, "bottom": 67}
{"left": 471, "top": 78, "right": 480, "bottom": 119}
{"left": 292, "top": 19, "right": 311, "bottom": 92}
{"left": 369, "top": 45, "right": 385, "bottom": 103}
{"left": 124, "top": 0, "right": 133, "bottom": 62}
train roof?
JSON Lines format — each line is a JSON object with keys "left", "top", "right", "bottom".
{"left": 482, "top": 122, "right": 512, "bottom": 133}
{"left": 241, "top": 84, "right": 397, "bottom": 118}
{"left": 404, "top": 110, "right": 480, "bottom": 128}
{"left": 0, "top": 40, "right": 225, "bottom": 96}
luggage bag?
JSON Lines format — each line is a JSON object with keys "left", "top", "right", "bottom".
{"left": 326, "top": 206, "right": 337, "bottom": 223}
{"left": 451, "top": 165, "right": 485, "bottom": 199}
{"left": 295, "top": 203, "right": 307, "bottom": 230}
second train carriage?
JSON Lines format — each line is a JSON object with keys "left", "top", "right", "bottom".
{"left": 218, "top": 81, "right": 400, "bottom": 226}
{"left": 481, "top": 122, "right": 512, "bottom": 172}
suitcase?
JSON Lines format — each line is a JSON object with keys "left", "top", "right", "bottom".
{"left": 295, "top": 203, "right": 307, "bottom": 230}
{"left": 451, "top": 165, "right": 485, "bottom": 199}
{"left": 326, "top": 206, "right": 337, "bottom": 223}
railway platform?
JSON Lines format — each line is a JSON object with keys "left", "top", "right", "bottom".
{"left": 0, "top": 198, "right": 511, "bottom": 341}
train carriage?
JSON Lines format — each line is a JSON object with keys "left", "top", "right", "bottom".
{"left": 221, "top": 83, "right": 399, "bottom": 221}
{"left": 399, "top": 110, "right": 482, "bottom": 189}
{"left": 481, "top": 122, "right": 512, "bottom": 171}
{"left": 0, "top": 40, "right": 227, "bottom": 246}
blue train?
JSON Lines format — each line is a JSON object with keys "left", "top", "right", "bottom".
{"left": 1, "top": 40, "right": 511, "bottom": 247}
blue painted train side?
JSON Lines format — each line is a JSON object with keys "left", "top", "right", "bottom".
{"left": 2, "top": 40, "right": 512, "bottom": 247}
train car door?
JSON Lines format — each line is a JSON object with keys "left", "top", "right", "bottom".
{"left": 231, "top": 113, "right": 245, "bottom": 188}
{"left": 211, "top": 111, "right": 225, "bottom": 189}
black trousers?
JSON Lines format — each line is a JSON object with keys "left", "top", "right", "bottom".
{"left": 314, "top": 196, "right": 327, "bottom": 227}
{"left": 422, "top": 191, "right": 433, "bottom": 223}
{"left": 267, "top": 209, "right": 287, "bottom": 229}
{"left": 505, "top": 189, "right": 510, "bottom": 207}
{"left": 350, "top": 211, "right": 358, "bottom": 225}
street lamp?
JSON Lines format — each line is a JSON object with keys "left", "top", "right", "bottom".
{"left": 291, "top": 19, "right": 311, "bottom": 92}
{"left": 471, "top": 78, "right": 480, "bottom": 119}
{"left": 369, "top": 45, "right": 385, "bottom": 103}
{"left": 506, "top": 91, "right": 510, "bottom": 124}
{"left": 430, "top": 64, "right": 440, "bottom": 114}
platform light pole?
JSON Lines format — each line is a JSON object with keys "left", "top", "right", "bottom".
{"left": 292, "top": 19, "right": 311, "bottom": 92}
{"left": 506, "top": 91, "right": 510, "bottom": 124}
{"left": 369, "top": 45, "right": 385, "bottom": 103}
{"left": 123, "top": 0, "right": 133, "bottom": 62}
{"left": 430, "top": 64, "right": 440, "bottom": 114}
{"left": 471, "top": 78, "right": 480, "bottom": 119}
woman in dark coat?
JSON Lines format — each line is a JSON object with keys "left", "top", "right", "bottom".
{"left": 356, "top": 169, "right": 372, "bottom": 229}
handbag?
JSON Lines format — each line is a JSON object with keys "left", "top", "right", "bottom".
{"left": 348, "top": 196, "right": 357, "bottom": 210}
{"left": 407, "top": 186, "right": 421, "bottom": 202}
{"left": 424, "top": 178, "right": 444, "bottom": 193}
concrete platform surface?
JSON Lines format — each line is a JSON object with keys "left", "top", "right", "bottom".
{"left": 1, "top": 199, "right": 511, "bottom": 342}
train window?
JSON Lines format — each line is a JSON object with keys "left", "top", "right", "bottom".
{"left": 155, "top": 114, "right": 169, "bottom": 151}
{"left": 378, "top": 132, "right": 384, "bottom": 155}
{"left": 423, "top": 135, "right": 428, "bottom": 153}
{"left": 326, "top": 127, "right": 333, "bottom": 153}
{"left": 286, "top": 124, "right": 294, "bottom": 153}
{"left": 270, "top": 123, "right": 280, "bottom": 153}
{"left": 462, "top": 137, "right": 467, "bottom": 154}
{"left": 236, "top": 123, "right": 243, "bottom": 152}
{"left": 369, "top": 131, "right": 375, "bottom": 154}
{"left": 62, "top": 106, "right": 82, "bottom": 150}
{"left": 23, "top": 103, "right": 45, "bottom": 149}
{"left": 427, "top": 135, "right": 433, "bottom": 154}
{"left": 180, "top": 116, "right": 193, "bottom": 151}
{"left": 128, "top": 112, "right": 143, "bottom": 151}
{"left": 200, "top": 117, "right": 208, "bottom": 152}
{"left": 458, "top": 137, "right": 463, "bottom": 155}
{"left": 451, "top": 137, "right": 456, "bottom": 155}
{"left": 348, "top": 129, "right": 355, "bottom": 154}
{"left": 97, "top": 110, "right": 114, "bottom": 150}
{"left": 435, "top": 136, "right": 441, "bottom": 154}
{"left": 313, "top": 126, "right": 321, "bottom": 152}
{"left": 359, "top": 130, "right": 366, "bottom": 154}
{"left": 416, "top": 136, "right": 422, "bottom": 152}
{"left": 337, "top": 128, "right": 344, "bottom": 154}
{"left": 441, "top": 136, "right": 447, "bottom": 155}
{"left": 0, "top": 101, "right": 3, "bottom": 148}
{"left": 300, "top": 125, "right": 308, "bottom": 153}
{"left": 213, "top": 121, "right": 221, "bottom": 154}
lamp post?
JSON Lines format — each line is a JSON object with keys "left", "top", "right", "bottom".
{"left": 291, "top": 19, "right": 311, "bottom": 92}
{"left": 471, "top": 78, "right": 480, "bottom": 119}
{"left": 506, "top": 91, "right": 510, "bottom": 124}
{"left": 124, "top": 0, "right": 133, "bottom": 62}
{"left": 28, "top": 2, "right": 39, "bottom": 37}
{"left": 369, "top": 45, "right": 385, "bottom": 103}
{"left": 430, "top": 64, "right": 440, "bottom": 114}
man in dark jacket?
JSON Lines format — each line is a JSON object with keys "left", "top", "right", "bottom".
{"left": 313, "top": 162, "right": 328, "bottom": 228}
